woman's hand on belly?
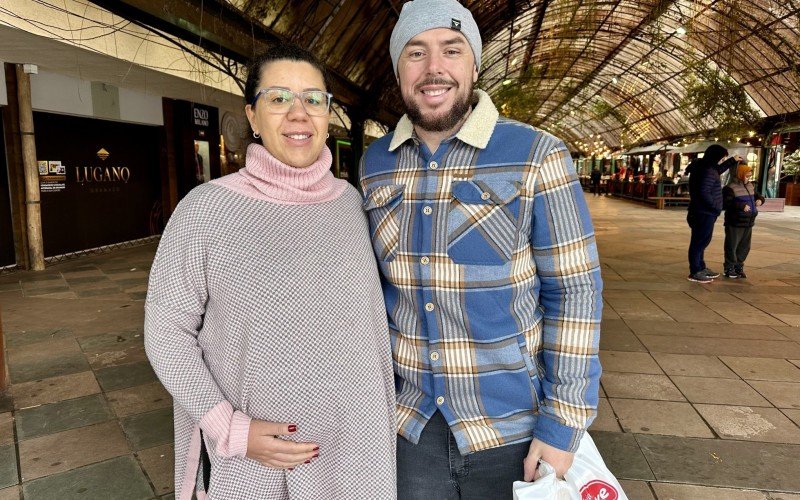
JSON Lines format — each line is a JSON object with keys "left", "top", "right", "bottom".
{"left": 246, "top": 420, "right": 319, "bottom": 469}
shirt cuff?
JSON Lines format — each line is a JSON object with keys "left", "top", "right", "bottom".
{"left": 533, "top": 413, "right": 585, "bottom": 453}
{"left": 199, "top": 400, "right": 252, "bottom": 458}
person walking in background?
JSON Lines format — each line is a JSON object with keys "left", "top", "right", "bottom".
{"left": 722, "top": 162, "right": 764, "bottom": 279}
{"left": 591, "top": 166, "right": 602, "bottom": 196}
{"left": 685, "top": 144, "right": 738, "bottom": 283}
{"left": 360, "top": 0, "right": 603, "bottom": 497}
{"left": 145, "top": 43, "right": 396, "bottom": 500}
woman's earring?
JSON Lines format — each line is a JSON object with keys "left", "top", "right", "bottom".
{"left": 326, "top": 133, "right": 330, "bottom": 139}
{"left": 253, "top": 131, "right": 261, "bottom": 139}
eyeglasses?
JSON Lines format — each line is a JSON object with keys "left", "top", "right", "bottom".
{"left": 251, "top": 88, "right": 333, "bottom": 116}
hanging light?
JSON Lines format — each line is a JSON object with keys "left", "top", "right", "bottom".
{"left": 676, "top": 26, "right": 687, "bottom": 36}
{"left": 611, "top": 77, "right": 618, "bottom": 84}
{"left": 502, "top": 79, "right": 512, "bottom": 86}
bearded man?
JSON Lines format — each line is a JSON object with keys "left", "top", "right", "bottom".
{"left": 359, "top": 1, "right": 604, "bottom": 497}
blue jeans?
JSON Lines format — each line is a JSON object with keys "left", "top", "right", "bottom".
{"left": 397, "top": 411, "right": 531, "bottom": 500}
{"left": 687, "top": 211, "right": 717, "bottom": 274}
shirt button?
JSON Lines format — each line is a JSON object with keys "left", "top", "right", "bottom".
{"left": 422, "top": 206, "right": 433, "bottom": 215}
{"left": 436, "top": 396, "right": 445, "bottom": 405}
{"left": 425, "top": 302, "right": 435, "bottom": 312}
{"left": 430, "top": 351, "right": 439, "bottom": 361}
{"left": 429, "top": 161, "right": 438, "bottom": 170}
{"left": 420, "top": 256, "right": 430, "bottom": 265}
{"left": 481, "top": 192, "right": 491, "bottom": 200}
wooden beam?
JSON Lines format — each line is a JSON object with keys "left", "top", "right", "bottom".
{"left": 15, "top": 64, "right": 44, "bottom": 270}
{"left": 3, "top": 64, "right": 29, "bottom": 269}
{"left": 89, "top": 0, "right": 373, "bottom": 115}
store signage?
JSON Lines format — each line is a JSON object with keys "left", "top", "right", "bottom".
{"left": 71, "top": 147, "right": 132, "bottom": 187}
{"left": 37, "top": 160, "right": 66, "bottom": 193}
{"left": 75, "top": 166, "right": 131, "bottom": 184}
{"left": 193, "top": 105, "right": 210, "bottom": 127}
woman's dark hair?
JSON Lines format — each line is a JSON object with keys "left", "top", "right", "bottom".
{"left": 244, "top": 43, "right": 329, "bottom": 107}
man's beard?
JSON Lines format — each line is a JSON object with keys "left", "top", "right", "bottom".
{"left": 403, "top": 78, "right": 474, "bottom": 133}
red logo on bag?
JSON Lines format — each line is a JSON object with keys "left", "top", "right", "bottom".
{"left": 580, "top": 480, "right": 618, "bottom": 500}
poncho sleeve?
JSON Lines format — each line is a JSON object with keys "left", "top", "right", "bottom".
{"left": 144, "top": 190, "right": 251, "bottom": 458}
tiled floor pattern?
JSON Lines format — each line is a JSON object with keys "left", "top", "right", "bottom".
{"left": 0, "top": 197, "right": 799, "bottom": 499}
{"left": 0, "top": 249, "right": 172, "bottom": 499}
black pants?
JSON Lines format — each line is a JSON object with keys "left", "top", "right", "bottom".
{"left": 688, "top": 212, "right": 717, "bottom": 274}
{"left": 592, "top": 181, "right": 601, "bottom": 195}
{"left": 724, "top": 226, "right": 752, "bottom": 270}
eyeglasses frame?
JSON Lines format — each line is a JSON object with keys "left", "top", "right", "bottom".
{"left": 250, "top": 87, "right": 334, "bottom": 116}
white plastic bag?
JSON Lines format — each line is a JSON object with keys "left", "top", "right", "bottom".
{"left": 513, "top": 433, "right": 627, "bottom": 500}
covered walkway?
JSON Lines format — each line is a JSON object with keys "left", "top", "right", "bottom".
{"left": 1, "top": 195, "right": 799, "bottom": 499}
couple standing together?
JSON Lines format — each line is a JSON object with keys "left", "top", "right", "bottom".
{"left": 144, "top": 0, "right": 603, "bottom": 498}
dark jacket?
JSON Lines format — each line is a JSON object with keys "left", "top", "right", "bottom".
{"left": 723, "top": 180, "right": 765, "bottom": 227}
{"left": 590, "top": 169, "right": 601, "bottom": 183}
{"left": 687, "top": 145, "right": 732, "bottom": 216}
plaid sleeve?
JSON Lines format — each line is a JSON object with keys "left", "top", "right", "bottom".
{"left": 529, "top": 141, "right": 603, "bottom": 453}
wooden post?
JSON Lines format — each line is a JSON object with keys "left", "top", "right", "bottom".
{"left": 16, "top": 64, "right": 45, "bottom": 271}
{"left": 4, "top": 64, "right": 31, "bottom": 269}
{"left": 0, "top": 307, "right": 6, "bottom": 391}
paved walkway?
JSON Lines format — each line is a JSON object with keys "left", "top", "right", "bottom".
{"left": 1, "top": 195, "right": 799, "bottom": 499}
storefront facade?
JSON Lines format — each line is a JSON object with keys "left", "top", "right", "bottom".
{"left": 164, "top": 99, "right": 221, "bottom": 201}
{"left": 33, "top": 111, "right": 162, "bottom": 256}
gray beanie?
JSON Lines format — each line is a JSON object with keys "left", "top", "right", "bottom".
{"left": 389, "top": 0, "right": 482, "bottom": 76}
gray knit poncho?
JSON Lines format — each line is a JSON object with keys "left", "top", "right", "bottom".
{"left": 145, "top": 145, "right": 396, "bottom": 500}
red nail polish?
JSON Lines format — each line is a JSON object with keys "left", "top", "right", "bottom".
{"left": 288, "top": 425, "right": 297, "bottom": 433}
{"left": 288, "top": 468, "right": 294, "bottom": 471}
{"left": 313, "top": 453, "right": 318, "bottom": 458}
{"left": 312, "top": 446, "right": 319, "bottom": 451}
{"left": 304, "top": 460, "right": 311, "bottom": 464}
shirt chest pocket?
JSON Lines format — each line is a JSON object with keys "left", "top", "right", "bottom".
{"left": 447, "top": 180, "right": 522, "bottom": 265}
{"left": 363, "top": 184, "right": 405, "bottom": 262}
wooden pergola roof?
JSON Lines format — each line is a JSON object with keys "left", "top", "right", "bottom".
{"left": 95, "top": 0, "right": 800, "bottom": 149}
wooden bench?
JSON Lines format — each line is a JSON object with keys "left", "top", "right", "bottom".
{"left": 649, "top": 196, "right": 689, "bottom": 209}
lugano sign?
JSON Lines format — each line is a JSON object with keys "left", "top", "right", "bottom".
{"left": 74, "top": 148, "right": 132, "bottom": 184}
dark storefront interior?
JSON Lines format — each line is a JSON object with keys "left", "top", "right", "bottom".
{"left": 33, "top": 112, "right": 162, "bottom": 257}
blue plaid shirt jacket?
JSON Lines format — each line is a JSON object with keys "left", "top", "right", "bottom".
{"left": 359, "top": 90, "right": 603, "bottom": 454}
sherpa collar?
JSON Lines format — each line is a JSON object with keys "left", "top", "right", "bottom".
{"left": 388, "top": 89, "right": 499, "bottom": 152}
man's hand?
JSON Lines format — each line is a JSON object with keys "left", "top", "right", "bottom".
{"left": 718, "top": 155, "right": 744, "bottom": 165}
{"left": 523, "top": 438, "right": 575, "bottom": 481}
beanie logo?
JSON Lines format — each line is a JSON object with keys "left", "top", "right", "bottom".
{"left": 451, "top": 18, "right": 461, "bottom": 30}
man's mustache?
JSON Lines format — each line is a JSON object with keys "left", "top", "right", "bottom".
{"left": 415, "top": 78, "right": 457, "bottom": 91}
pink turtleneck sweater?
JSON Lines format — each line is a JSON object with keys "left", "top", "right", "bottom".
{"left": 210, "top": 143, "right": 348, "bottom": 204}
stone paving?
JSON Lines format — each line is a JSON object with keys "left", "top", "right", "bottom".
{"left": 0, "top": 195, "right": 799, "bottom": 499}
